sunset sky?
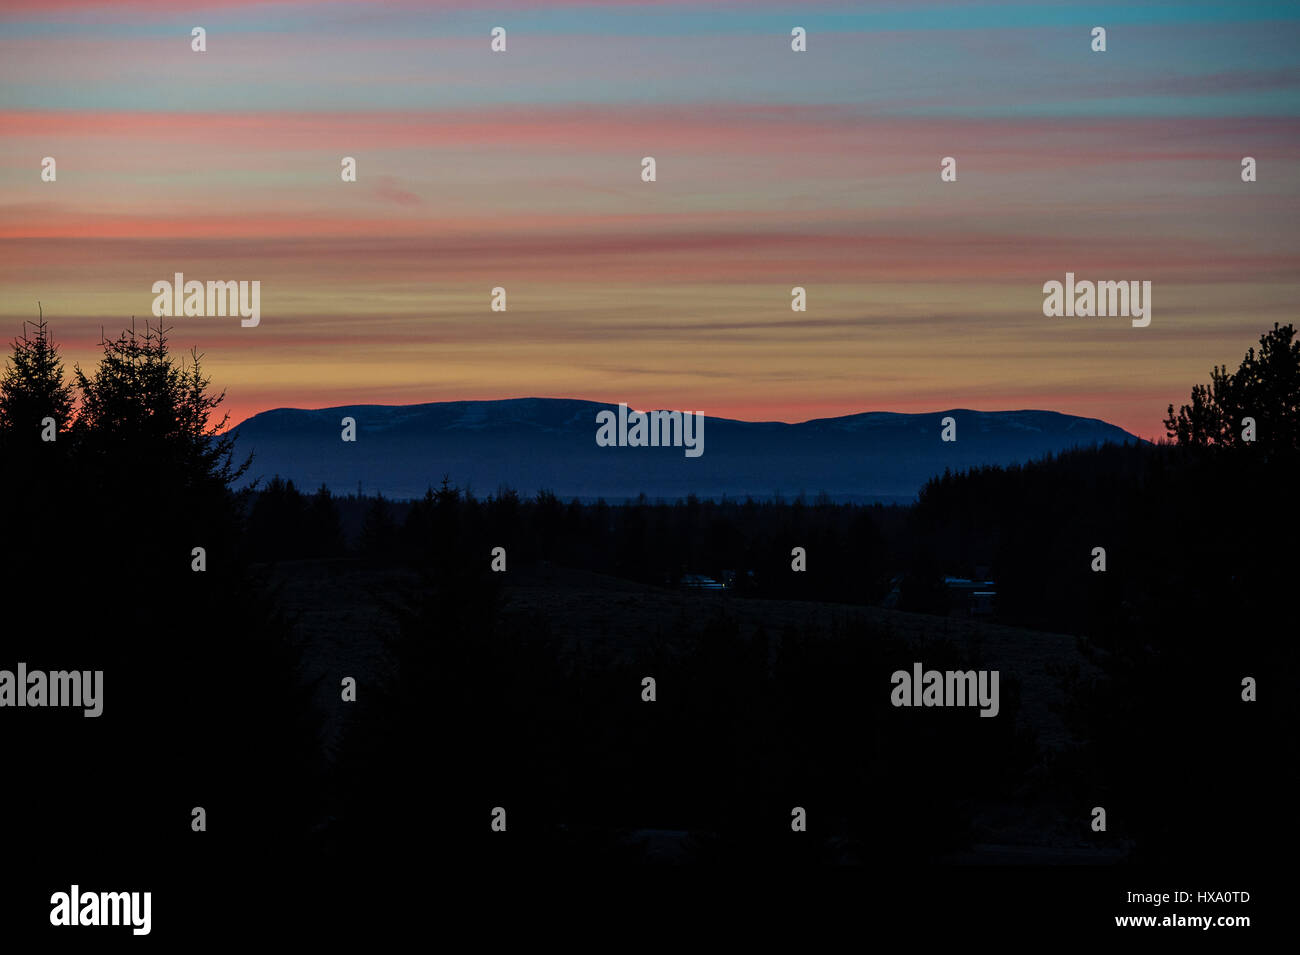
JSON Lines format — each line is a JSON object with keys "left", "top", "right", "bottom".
{"left": 2, "top": 0, "right": 1298, "bottom": 439}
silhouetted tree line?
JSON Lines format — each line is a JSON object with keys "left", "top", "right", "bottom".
{"left": 246, "top": 479, "right": 906, "bottom": 604}
{"left": 906, "top": 323, "right": 1299, "bottom": 866}
{"left": 910, "top": 323, "right": 1298, "bottom": 637}
{"left": 3, "top": 314, "right": 1292, "bottom": 874}
{"left": 0, "top": 316, "right": 321, "bottom": 882}
{"left": 246, "top": 325, "right": 1295, "bottom": 865}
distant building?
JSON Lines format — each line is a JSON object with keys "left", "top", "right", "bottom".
{"left": 680, "top": 573, "right": 725, "bottom": 591}
{"left": 880, "top": 572, "right": 995, "bottom": 616}
{"left": 942, "top": 576, "right": 997, "bottom": 616}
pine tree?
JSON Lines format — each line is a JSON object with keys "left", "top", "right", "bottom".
{"left": 1165, "top": 322, "right": 1299, "bottom": 454}
{"left": 0, "top": 305, "right": 75, "bottom": 446}
{"left": 71, "top": 320, "right": 248, "bottom": 490}
{"left": 0, "top": 307, "right": 78, "bottom": 588}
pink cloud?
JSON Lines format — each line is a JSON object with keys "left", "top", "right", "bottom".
{"left": 371, "top": 176, "right": 422, "bottom": 206}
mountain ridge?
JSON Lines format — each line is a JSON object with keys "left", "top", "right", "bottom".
{"left": 229, "top": 397, "right": 1143, "bottom": 502}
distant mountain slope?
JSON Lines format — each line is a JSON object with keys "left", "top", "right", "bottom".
{"left": 228, "top": 397, "right": 1142, "bottom": 502}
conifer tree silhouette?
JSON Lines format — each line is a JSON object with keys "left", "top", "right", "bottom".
{"left": 71, "top": 320, "right": 248, "bottom": 494}
{"left": 1165, "top": 321, "right": 1299, "bottom": 454}
{"left": 0, "top": 304, "right": 75, "bottom": 445}
{"left": 0, "top": 307, "right": 79, "bottom": 638}
{"left": 1, "top": 317, "right": 321, "bottom": 887}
